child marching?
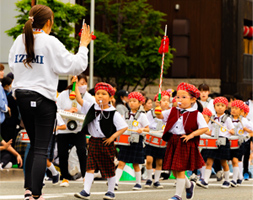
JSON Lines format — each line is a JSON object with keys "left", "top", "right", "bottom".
{"left": 230, "top": 100, "right": 253, "bottom": 187}
{"left": 198, "top": 108, "right": 213, "bottom": 181}
{"left": 115, "top": 92, "right": 149, "bottom": 190}
{"left": 144, "top": 91, "right": 170, "bottom": 189}
{"left": 197, "top": 97, "right": 235, "bottom": 189}
{"left": 156, "top": 82, "right": 208, "bottom": 200}
{"left": 74, "top": 82, "right": 128, "bottom": 200}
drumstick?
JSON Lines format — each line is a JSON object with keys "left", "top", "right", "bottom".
{"left": 210, "top": 118, "right": 230, "bottom": 131}
{"left": 127, "top": 129, "right": 163, "bottom": 135}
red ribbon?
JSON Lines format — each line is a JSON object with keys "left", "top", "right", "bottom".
{"left": 78, "top": 29, "right": 96, "bottom": 40}
{"left": 158, "top": 36, "right": 169, "bottom": 54}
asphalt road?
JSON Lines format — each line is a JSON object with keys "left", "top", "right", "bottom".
{"left": 0, "top": 178, "right": 253, "bottom": 200}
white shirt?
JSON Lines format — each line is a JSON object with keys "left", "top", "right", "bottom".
{"left": 56, "top": 113, "right": 66, "bottom": 135}
{"left": 246, "top": 100, "right": 253, "bottom": 122}
{"left": 146, "top": 110, "right": 165, "bottom": 130}
{"left": 81, "top": 101, "right": 128, "bottom": 138}
{"left": 8, "top": 33, "right": 89, "bottom": 101}
{"left": 209, "top": 113, "right": 235, "bottom": 138}
{"left": 56, "top": 90, "right": 85, "bottom": 134}
{"left": 232, "top": 117, "right": 252, "bottom": 141}
{"left": 124, "top": 112, "right": 150, "bottom": 133}
{"left": 162, "top": 107, "right": 208, "bottom": 135}
{"left": 205, "top": 99, "right": 215, "bottom": 115}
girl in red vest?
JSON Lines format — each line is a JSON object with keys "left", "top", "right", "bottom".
{"left": 156, "top": 82, "right": 208, "bottom": 200}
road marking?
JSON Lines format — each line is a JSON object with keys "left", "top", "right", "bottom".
{"left": 0, "top": 180, "right": 252, "bottom": 199}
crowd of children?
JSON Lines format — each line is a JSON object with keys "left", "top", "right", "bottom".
{"left": 2, "top": 70, "right": 252, "bottom": 200}
{"left": 57, "top": 80, "right": 251, "bottom": 200}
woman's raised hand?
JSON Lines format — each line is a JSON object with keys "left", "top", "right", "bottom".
{"left": 80, "top": 23, "right": 93, "bottom": 47}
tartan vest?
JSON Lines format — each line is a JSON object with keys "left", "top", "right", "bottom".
{"left": 81, "top": 104, "right": 116, "bottom": 138}
{"left": 162, "top": 107, "right": 198, "bottom": 141}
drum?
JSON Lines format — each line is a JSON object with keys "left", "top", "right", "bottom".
{"left": 229, "top": 136, "right": 239, "bottom": 149}
{"left": 58, "top": 109, "right": 85, "bottom": 122}
{"left": 20, "top": 130, "right": 30, "bottom": 143}
{"left": 145, "top": 131, "right": 167, "bottom": 148}
{"left": 115, "top": 132, "right": 131, "bottom": 146}
{"left": 199, "top": 135, "right": 218, "bottom": 149}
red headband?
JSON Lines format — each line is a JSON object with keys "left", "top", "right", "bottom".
{"left": 243, "top": 104, "right": 249, "bottom": 114}
{"left": 154, "top": 91, "right": 171, "bottom": 101}
{"left": 231, "top": 100, "right": 244, "bottom": 110}
{"left": 213, "top": 97, "right": 228, "bottom": 106}
{"left": 94, "top": 82, "right": 115, "bottom": 96}
{"left": 202, "top": 108, "right": 212, "bottom": 117}
{"left": 177, "top": 82, "right": 200, "bottom": 98}
{"left": 128, "top": 92, "right": 145, "bottom": 103}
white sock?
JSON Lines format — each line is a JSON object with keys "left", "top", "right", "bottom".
{"left": 238, "top": 162, "right": 243, "bottom": 180}
{"left": 154, "top": 170, "right": 162, "bottom": 183}
{"left": 107, "top": 176, "right": 116, "bottom": 193}
{"left": 224, "top": 170, "right": 230, "bottom": 182}
{"left": 200, "top": 166, "right": 206, "bottom": 179}
{"left": 204, "top": 169, "right": 212, "bottom": 183}
{"left": 232, "top": 167, "right": 239, "bottom": 182}
{"left": 48, "top": 163, "right": 58, "bottom": 176}
{"left": 135, "top": 171, "right": 141, "bottom": 185}
{"left": 185, "top": 177, "right": 191, "bottom": 188}
{"left": 175, "top": 178, "right": 185, "bottom": 197}
{"left": 115, "top": 168, "right": 123, "bottom": 184}
{"left": 147, "top": 169, "right": 153, "bottom": 181}
{"left": 84, "top": 173, "right": 94, "bottom": 194}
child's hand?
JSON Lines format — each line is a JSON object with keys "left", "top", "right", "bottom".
{"left": 136, "top": 128, "right": 143, "bottom": 134}
{"left": 229, "top": 129, "right": 235, "bottom": 135}
{"left": 16, "top": 154, "right": 23, "bottom": 167}
{"left": 102, "top": 137, "right": 114, "bottom": 146}
{"left": 72, "top": 76, "right": 78, "bottom": 83}
{"left": 181, "top": 134, "right": 194, "bottom": 142}
{"left": 68, "top": 107, "right": 78, "bottom": 113}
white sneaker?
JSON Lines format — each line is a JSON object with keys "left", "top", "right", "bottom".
{"left": 60, "top": 179, "right": 69, "bottom": 187}
{"left": 4, "top": 162, "right": 12, "bottom": 169}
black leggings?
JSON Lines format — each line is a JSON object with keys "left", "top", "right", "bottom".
{"left": 57, "top": 132, "right": 87, "bottom": 179}
{"left": 243, "top": 139, "right": 251, "bottom": 174}
{"left": 16, "top": 90, "right": 56, "bottom": 196}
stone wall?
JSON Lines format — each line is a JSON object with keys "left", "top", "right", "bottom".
{"left": 91, "top": 77, "right": 221, "bottom": 98}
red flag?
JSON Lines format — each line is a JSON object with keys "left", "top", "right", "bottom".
{"left": 158, "top": 36, "right": 169, "bottom": 54}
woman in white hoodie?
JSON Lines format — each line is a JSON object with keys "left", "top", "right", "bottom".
{"left": 8, "top": 5, "right": 92, "bottom": 200}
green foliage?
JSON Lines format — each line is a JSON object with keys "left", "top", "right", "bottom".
{"left": 86, "top": 0, "right": 174, "bottom": 90}
{"left": 6, "top": 0, "right": 86, "bottom": 51}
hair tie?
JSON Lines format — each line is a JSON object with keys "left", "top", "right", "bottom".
{"left": 28, "top": 16, "right": 34, "bottom": 24}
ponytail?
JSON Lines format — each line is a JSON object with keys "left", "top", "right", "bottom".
{"left": 22, "top": 5, "right": 54, "bottom": 68}
{"left": 196, "top": 100, "right": 203, "bottom": 113}
{"left": 23, "top": 19, "right": 35, "bottom": 68}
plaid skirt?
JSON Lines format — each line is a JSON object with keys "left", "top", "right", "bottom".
{"left": 118, "top": 136, "right": 145, "bottom": 164}
{"left": 204, "top": 138, "right": 230, "bottom": 160}
{"left": 87, "top": 137, "right": 115, "bottom": 178}
{"left": 145, "top": 144, "right": 166, "bottom": 159}
{"left": 230, "top": 142, "right": 245, "bottom": 161}
{"left": 163, "top": 134, "right": 205, "bottom": 171}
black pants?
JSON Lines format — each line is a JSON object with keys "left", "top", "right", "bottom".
{"left": 243, "top": 139, "right": 251, "bottom": 175}
{"left": 16, "top": 90, "right": 56, "bottom": 196}
{"left": 0, "top": 149, "right": 13, "bottom": 167}
{"left": 1, "top": 125, "right": 18, "bottom": 148}
{"left": 57, "top": 132, "right": 87, "bottom": 179}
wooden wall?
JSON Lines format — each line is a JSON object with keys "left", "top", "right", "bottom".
{"left": 147, "top": 0, "right": 222, "bottom": 79}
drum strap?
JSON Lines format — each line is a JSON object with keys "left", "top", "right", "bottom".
{"left": 154, "top": 118, "right": 163, "bottom": 130}
{"left": 214, "top": 124, "right": 220, "bottom": 138}
{"left": 151, "top": 109, "right": 156, "bottom": 119}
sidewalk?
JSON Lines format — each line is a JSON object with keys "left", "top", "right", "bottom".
{"left": 0, "top": 168, "right": 24, "bottom": 181}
